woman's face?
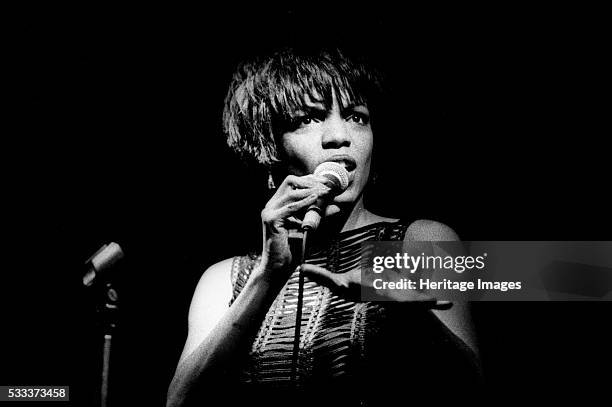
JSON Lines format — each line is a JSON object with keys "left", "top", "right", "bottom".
{"left": 280, "top": 89, "right": 373, "bottom": 216}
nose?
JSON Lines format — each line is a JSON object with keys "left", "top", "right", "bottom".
{"left": 321, "top": 115, "right": 351, "bottom": 149}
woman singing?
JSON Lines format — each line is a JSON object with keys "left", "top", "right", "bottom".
{"left": 167, "top": 45, "right": 481, "bottom": 407}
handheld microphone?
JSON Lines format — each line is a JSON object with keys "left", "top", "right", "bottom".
{"left": 302, "top": 162, "right": 349, "bottom": 231}
{"left": 293, "top": 162, "right": 349, "bottom": 375}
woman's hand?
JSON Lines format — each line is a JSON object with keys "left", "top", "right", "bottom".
{"left": 300, "top": 264, "right": 453, "bottom": 310}
{"left": 256, "top": 174, "right": 332, "bottom": 283}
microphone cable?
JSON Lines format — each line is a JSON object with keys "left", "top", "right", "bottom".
{"left": 291, "top": 229, "right": 309, "bottom": 384}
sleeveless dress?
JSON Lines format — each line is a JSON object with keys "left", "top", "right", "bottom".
{"left": 227, "top": 220, "right": 481, "bottom": 406}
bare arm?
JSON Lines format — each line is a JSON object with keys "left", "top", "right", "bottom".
{"left": 300, "top": 219, "right": 480, "bottom": 355}
{"left": 406, "top": 219, "right": 479, "bottom": 355}
{"left": 167, "top": 174, "right": 332, "bottom": 407}
{"left": 166, "top": 259, "right": 284, "bottom": 407}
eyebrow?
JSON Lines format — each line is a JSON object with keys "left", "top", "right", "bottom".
{"left": 341, "top": 102, "right": 357, "bottom": 110}
{"left": 294, "top": 104, "right": 327, "bottom": 115}
{"left": 293, "top": 102, "right": 368, "bottom": 116}
{"left": 341, "top": 103, "right": 369, "bottom": 112}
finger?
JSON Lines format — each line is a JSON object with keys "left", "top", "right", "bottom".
{"left": 375, "top": 286, "right": 442, "bottom": 305}
{"left": 275, "top": 193, "right": 319, "bottom": 218}
{"left": 398, "top": 297, "right": 452, "bottom": 310}
{"left": 280, "top": 175, "right": 319, "bottom": 191}
{"left": 308, "top": 176, "right": 338, "bottom": 193}
{"left": 300, "top": 264, "right": 333, "bottom": 277}
{"left": 286, "top": 216, "right": 303, "bottom": 228}
{"left": 268, "top": 175, "right": 308, "bottom": 202}
{"left": 281, "top": 174, "right": 333, "bottom": 193}
{"left": 270, "top": 176, "right": 329, "bottom": 207}
{"left": 432, "top": 300, "right": 454, "bottom": 310}
{"left": 393, "top": 290, "right": 438, "bottom": 303}
{"left": 276, "top": 187, "right": 327, "bottom": 207}
{"left": 307, "top": 174, "right": 333, "bottom": 186}
{"left": 300, "top": 264, "right": 346, "bottom": 288}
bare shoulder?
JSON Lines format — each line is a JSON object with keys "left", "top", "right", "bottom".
{"left": 197, "top": 257, "right": 234, "bottom": 287}
{"left": 188, "top": 257, "right": 235, "bottom": 324}
{"left": 405, "top": 219, "right": 460, "bottom": 241}
{"left": 179, "top": 257, "right": 235, "bottom": 363}
{"left": 188, "top": 257, "right": 235, "bottom": 325}
{"left": 404, "top": 221, "right": 478, "bottom": 352}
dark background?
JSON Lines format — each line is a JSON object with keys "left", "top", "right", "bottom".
{"left": 3, "top": 4, "right": 610, "bottom": 406}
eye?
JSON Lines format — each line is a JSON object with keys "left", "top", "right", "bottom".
{"left": 346, "top": 112, "right": 370, "bottom": 125}
{"left": 299, "top": 116, "right": 314, "bottom": 125}
{"left": 284, "top": 116, "right": 311, "bottom": 132}
{"left": 291, "top": 112, "right": 325, "bottom": 129}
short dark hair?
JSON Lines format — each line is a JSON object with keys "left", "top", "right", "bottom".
{"left": 223, "top": 46, "right": 383, "bottom": 167}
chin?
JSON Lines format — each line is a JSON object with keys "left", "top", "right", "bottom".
{"left": 325, "top": 192, "right": 359, "bottom": 216}
{"left": 323, "top": 204, "right": 343, "bottom": 218}
{"left": 333, "top": 186, "right": 361, "bottom": 205}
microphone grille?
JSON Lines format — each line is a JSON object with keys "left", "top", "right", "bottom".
{"left": 314, "top": 162, "right": 350, "bottom": 191}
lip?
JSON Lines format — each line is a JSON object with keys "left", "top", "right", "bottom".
{"left": 323, "top": 154, "right": 357, "bottom": 173}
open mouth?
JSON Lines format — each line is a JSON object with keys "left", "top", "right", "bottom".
{"left": 325, "top": 155, "right": 357, "bottom": 173}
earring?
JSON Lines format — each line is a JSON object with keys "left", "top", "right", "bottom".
{"left": 267, "top": 171, "right": 276, "bottom": 190}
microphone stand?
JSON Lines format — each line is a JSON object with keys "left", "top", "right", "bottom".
{"left": 286, "top": 161, "right": 347, "bottom": 385}
{"left": 99, "top": 281, "right": 119, "bottom": 407}
{"left": 82, "top": 243, "right": 123, "bottom": 407}
{"left": 289, "top": 228, "right": 309, "bottom": 384}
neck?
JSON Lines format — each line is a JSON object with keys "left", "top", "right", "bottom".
{"left": 338, "top": 197, "right": 371, "bottom": 232}
{"left": 311, "top": 196, "right": 394, "bottom": 239}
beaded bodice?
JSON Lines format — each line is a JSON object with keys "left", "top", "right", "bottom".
{"left": 227, "top": 220, "right": 481, "bottom": 406}
{"left": 229, "top": 221, "right": 408, "bottom": 388}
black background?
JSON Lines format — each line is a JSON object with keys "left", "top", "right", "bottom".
{"left": 3, "top": 4, "right": 610, "bottom": 406}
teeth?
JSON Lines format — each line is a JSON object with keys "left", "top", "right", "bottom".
{"left": 335, "top": 161, "right": 354, "bottom": 171}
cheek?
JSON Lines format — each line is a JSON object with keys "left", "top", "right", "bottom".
{"left": 280, "top": 137, "right": 320, "bottom": 174}
{"left": 357, "top": 134, "right": 374, "bottom": 168}
{"left": 355, "top": 135, "right": 374, "bottom": 186}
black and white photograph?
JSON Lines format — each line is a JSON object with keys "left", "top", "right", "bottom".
{"left": 3, "top": 4, "right": 611, "bottom": 406}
